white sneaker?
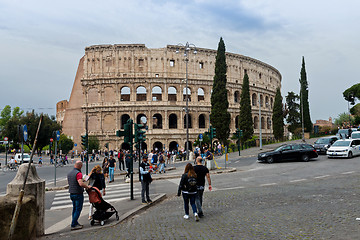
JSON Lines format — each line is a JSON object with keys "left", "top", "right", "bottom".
{"left": 194, "top": 213, "right": 199, "bottom": 221}
{"left": 183, "top": 214, "right": 189, "bottom": 219}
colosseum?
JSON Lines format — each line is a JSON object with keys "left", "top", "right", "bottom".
{"left": 57, "top": 43, "right": 281, "bottom": 152}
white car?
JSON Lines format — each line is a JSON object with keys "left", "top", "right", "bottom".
{"left": 14, "top": 153, "right": 32, "bottom": 163}
{"left": 327, "top": 139, "right": 360, "bottom": 158}
{"left": 351, "top": 131, "right": 360, "bottom": 139}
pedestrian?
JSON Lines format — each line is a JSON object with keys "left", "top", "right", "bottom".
{"left": 38, "top": 155, "right": 43, "bottom": 165}
{"left": 108, "top": 155, "right": 116, "bottom": 182}
{"left": 194, "top": 156, "right": 212, "bottom": 218}
{"left": 118, "top": 150, "right": 125, "bottom": 171}
{"left": 50, "top": 154, "right": 54, "bottom": 164}
{"left": 177, "top": 163, "right": 199, "bottom": 221}
{"left": 102, "top": 157, "right": 109, "bottom": 182}
{"left": 140, "top": 155, "right": 153, "bottom": 204}
{"left": 158, "top": 151, "right": 166, "bottom": 173}
{"left": 204, "top": 148, "right": 213, "bottom": 161}
{"left": 67, "top": 160, "right": 89, "bottom": 230}
{"left": 88, "top": 165, "right": 106, "bottom": 220}
{"left": 125, "top": 151, "right": 131, "bottom": 178}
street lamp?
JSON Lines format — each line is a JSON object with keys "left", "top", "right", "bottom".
{"left": 176, "top": 42, "right": 197, "bottom": 161}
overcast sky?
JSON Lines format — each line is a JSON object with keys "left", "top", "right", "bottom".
{"left": 1, "top": 0, "right": 359, "bottom": 123}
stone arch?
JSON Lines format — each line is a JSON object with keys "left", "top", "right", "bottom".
{"left": 88, "top": 88, "right": 98, "bottom": 104}
{"left": 153, "top": 113, "right": 163, "bottom": 129}
{"left": 267, "top": 117, "right": 271, "bottom": 129}
{"left": 169, "top": 113, "right": 178, "bottom": 129}
{"left": 252, "top": 93, "right": 257, "bottom": 106}
{"left": 261, "top": 117, "right": 265, "bottom": 129}
{"left": 103, "top": 114, "right": 115, "bottom": 131}
{"left": 184, "top": 114, "right": 192, "bottom": 129}
{"left": 235, "top": 115, "right": 239, "bottom": 129}
{"left": 198, "top": 114, "right": 206, "bottom": 128}
{"left": 120, "top": 86, "right": 130, "bottom": 101}
{"left": 183, "top": 87, "right": 191, "bottom": 101}
{"left": 254, "top": 116, "right": 259, "bottom": 129}
{"left": 89, "top": 115, "right": 100, "bottom": 131}
{"left": 169, "top": 141, "right": 178, "bottom": 152}
{"left": 136, "top": 86, "right": 147, "bottom": 101}
{"left": 153, "top": 141, "right": 163, "bottom": 151}
{"left": 234, "top": 91, "right": 240, "bottom": 103}
{"left": 259, "top": 94, "right": 264, "bottom": 107}
{"left": 168, "top": 86, "right": 177, "bottom": 101}
{"left": 265, "top": 96, "right": 269, "bottom": 108}
{"left": 104, "top": 87, "right": 116, "bottom": 103}
{"left": 121, "top": 114, "right": 130, "bottom": 129}
{"left": 197, "top": 88, "right": 205, "bottom": 101}
{"left": 152, "top": 86, "right": 162, "bottom": 101}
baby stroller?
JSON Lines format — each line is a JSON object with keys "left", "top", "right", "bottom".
{"left": 87, "top": 186, "right": 119, "bottom": 226}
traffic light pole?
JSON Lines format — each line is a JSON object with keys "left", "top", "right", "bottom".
{"left": 85, "top": 113, "right": 89, "bottom": 175}
{"left": 54, "top": 137, "right": 57, "bottom": 186}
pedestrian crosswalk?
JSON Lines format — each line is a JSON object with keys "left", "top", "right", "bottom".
{"left": 50, "top": 183, "right": 141, "bottom": 210}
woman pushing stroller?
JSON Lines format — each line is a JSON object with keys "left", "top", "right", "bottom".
{"left": 88, "top": 165, "right": 106, "bottom": 220}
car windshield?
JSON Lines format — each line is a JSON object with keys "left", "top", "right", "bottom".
{"left": 332, "top": 141, "right": 351, "bottom": 147}
{"left": 22, "top": 154, "right": 30, "bottom": 158}
{"left": 274, "top": 145, "right": 290, "bottom": 151}
{"left": 315, "top": 138, "right": 330, "bottom": 144}
{"left": 338, "top": 129, "right": 349, "bottom": 134}
{"left": 352, "top": 133, "right": 360, "bottom": 139}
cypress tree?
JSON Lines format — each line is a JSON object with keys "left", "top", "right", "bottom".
{"left": 272, "top": 88, "right": 284, "bottom": 140}
{"left": 210, "top": 37, "right": 231, "bottom": 145}
{"left": 299, "top": 57, "right": 312, "bottom": 132}
{"left": 238, "top": 73, "right": 253, "bottom": 141}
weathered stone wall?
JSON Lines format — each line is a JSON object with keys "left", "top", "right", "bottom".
{"left": 58, "top": 44, "right": 281, "bottom": 151}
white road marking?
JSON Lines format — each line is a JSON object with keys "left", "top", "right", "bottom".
{"left": 212, "top": 186, "right": 244, "bottom": 192}
{"left": 290, "top": 179, "right": 307, "bottom": 183}
{"left": 260, "top": 183, "right": 277, "bottom": 187}
{"left": 341, "top": 171, "right": 355, "bottom": 175}
{"left": 314, "top": 175, "right": 330, "bottom": 179}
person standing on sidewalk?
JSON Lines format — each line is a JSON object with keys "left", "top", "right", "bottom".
{"left": 140, "top": 155, "right": 153, "bottom": 204}
{"left": 88, "top": 165, "right": 106, "bottom": 220}
{"left": 194, "top": 156, "right": 212, "bottom": 218}
{"left": 108, "top": 155, "right": 116, "bottom": 182}
{"left": 67, "top": 160, "right": 89, "bottom": 230}
{"left": 177, "top": 163, "right": 199, "bottom": 221}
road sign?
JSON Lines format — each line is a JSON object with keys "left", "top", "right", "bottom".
{"left": 23, "top": 125, "right": 28, "bottom": 142}
{"left": 4, "top": 137, "right": 8, "bottom": 141}
{"left": 199, "top": 133, "right": 203, "bottom": 142}
{"left": 56, "top": 130, "right": 60, "bottom": 141}
{"left": 74, "top": 143, "right": 77, "bottom": 147}
{"left": 50, "top": 138, "right": 53, "bottom": 142}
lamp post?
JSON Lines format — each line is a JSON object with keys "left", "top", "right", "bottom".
{"left": 176, "top": 42, "right": 197, "bottom": 161}
{"left": 258, "top": 94, "right": 262, "bottom": 150}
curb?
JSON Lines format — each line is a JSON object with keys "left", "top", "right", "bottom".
{"left": 50, "top": 193, "right": 167, "bottom": 237}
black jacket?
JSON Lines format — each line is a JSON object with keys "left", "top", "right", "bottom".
{"left": 89, "top": 172, "right": 106, "bottom": 190}
{"left": 177, "top": 173, "right": 197, "bottom": 196}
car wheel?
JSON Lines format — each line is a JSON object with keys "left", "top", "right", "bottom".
{"left": 90, "top": 220, "right": 95, "bottom": 226}
{"left": 100, "top": 220, "right": 105, "bottom": 226}
{"left": 267, "top": 156, "right": 274, "bottom": 164}
{"left": 302, "top": 154, "right": 309, "bottom": 162}
{"left": 348, "top": 151, "right": 353, "bottom": 158}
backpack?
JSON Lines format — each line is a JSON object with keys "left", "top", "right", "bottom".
{"left": 159, "top": 154, "right": 164, "bottom": 163}
{"left": 187, "top": 175, "right": 197, "bottom": 192}
{"left": 207, "top": 152, "right": 213, "bottom": 160}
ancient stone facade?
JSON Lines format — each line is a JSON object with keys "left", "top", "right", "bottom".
{"left": 57, "top": 44, "right": 281, "bottom": 151}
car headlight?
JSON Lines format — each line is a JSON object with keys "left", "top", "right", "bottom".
{"left": 259, "top": 153, "right": 267, "bottom": 158}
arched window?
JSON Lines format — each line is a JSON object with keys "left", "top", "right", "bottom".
{"left": 265, "top": 96, "right": 269, "bottom": 108}
{"left": 184, "top": 114, "right": 192, "bottom": 128}
{"left": 136, "top": 86, "right": 147, "bottom": 101}
{"left": 252, "top": 93, "right": 257, "bottom": 106}
{"left": 152, "top": 86, "right": 162, "bottom": 101}
{"left": 198, "top": 114, "right": 206, "bottom": 128}
{"left": 197, "top": 88, "right": 205, "bottom": 101}
{"left": 234, "top": 91, "right": 240, "bottom": 103}
{"left": 260, "top": 94, "right": 264, "bottom": 107}
{"left": 235, "top": 115, "right": 239, "bottom": 129}
{"left": 168, "top": 86, "right": 177, "bottom": 101}
{"left": 183, "top": 87, "right": 191, "bottom": 101}
{"left": 267, "top": 117, "right": 271, "bottom": 129}
{"left": 153, "top": 113, "right": 163, "bottom": 129}
{"left": 270, "top": 97, "right": 273, "bottom": 108}
{"left": 169, "top": 114, "right": 177, "bottom": 129}
{"left": 136, "top": 114, "right": 147, "bottom": 125}
{"left": 121, "top": 87, "right": 130, "bottom": 101}
{"left": 261, "top": 117, "right": 265, "bottom": 129}
{"left": 254, "top": 116, "right": 258, "bottom": 129}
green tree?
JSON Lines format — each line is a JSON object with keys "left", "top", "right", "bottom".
{"left": 272, "top": 88, "right": 284, "bottom": 140}
{"left": 299, "top": 56, "right": 312, "bottom": 132}
{"left": 238, "top": 73, "right": 253, "bottom": 141}
{"left": 334, "top": 112, "right": 354, "bottom": 127}
{"left": 0, "top": 105, "right": 12, "bottom": 129}
{"left": 59, "top": 134, "right": 74, "bottom": 155}
{"left": 210, "top": 37, "right": 231, "bottom": 145}
{"left": 88, "top": 135, "right": 100, "bottom": 153}
{"left": 285, "top": 91, "right": 300, "bottom": 133}
{"left": 343, "top": 83, "right": 360, "bottom": 104}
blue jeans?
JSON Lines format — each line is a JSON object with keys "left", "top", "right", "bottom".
{"left": 182, "top": 192, "right": 197, "bottom": 215}
{"left": 195, "top": 188, "right": 204, "bottom": 214}
{"left": 109, "top": 167, "right": 115, "bottom": 181}
{"left": 158, "top": 163, "right": 165, "bottom": 173}
{"left": 70, "top": 194, "right": 84, "bottom": 227}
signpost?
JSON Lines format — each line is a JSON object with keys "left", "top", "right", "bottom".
{"left": 4, "top": 137, "right": 8, "bottom": 165}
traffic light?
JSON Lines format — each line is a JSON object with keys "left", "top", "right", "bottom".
{"left": 210, "top": 126, "right": 216, "bottom": 139}
{"left": 116, "top": 119, "right": 134, "bottom": 144}
{"left": 81, "top": 134, "right": 88, "bottom": 149}
{"left": 134, "top": 123, "right": 146, "bottom": 143}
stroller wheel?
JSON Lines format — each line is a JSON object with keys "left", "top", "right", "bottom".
{"left": 100, "top": 220, "right": 105, "bottom": 226}
{"left": 90, "top": 220, "right": 95, "bottom": 226}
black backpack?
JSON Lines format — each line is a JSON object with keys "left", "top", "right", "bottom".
{"left": 187, "top": 175, "right": 197, "bottom": 192}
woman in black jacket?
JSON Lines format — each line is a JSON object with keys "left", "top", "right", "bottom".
{"left": 177, "top": 163, "right": 199, "bottom": 221}
{"left": 88, "top": 165, "right": 106, "bottom": 219}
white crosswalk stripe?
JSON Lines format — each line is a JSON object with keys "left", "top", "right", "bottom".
{"left": 50, "top": 183, "right": 141, "bottom": 210}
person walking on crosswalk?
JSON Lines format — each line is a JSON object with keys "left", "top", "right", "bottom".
{"left": 67, "top": 160, "right": 89, "bottom": 230}
{"left": 140, "top": 155, "right": 153, "bottom": 204}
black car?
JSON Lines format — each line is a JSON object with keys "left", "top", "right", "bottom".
{"left": 258, "top": 143, "right": 318, "bottom": 164}
{"left": 313, "top": 136, "right": 339, "bottom": 154}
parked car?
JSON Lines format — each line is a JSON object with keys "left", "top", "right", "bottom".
{"left": 327, "top": 139, "right": 360, "bottom": 158}
{"left": 351, "top": 131, "right": 360, "bottom": 139}
{"left": 14, "top": 153, "right": 32, "bottom": 163}
{"left": 337, "top": 129, "right": 352, "bottom": 139}
{"left": 258, "top": 143, "right": 318, "bottom": 164}
{"left": 313, "top": 136, "right": 339, "bottom": 154}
